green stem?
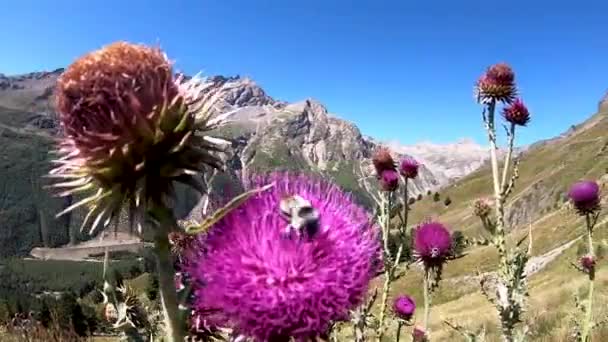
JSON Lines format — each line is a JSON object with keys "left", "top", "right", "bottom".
{"left": 423, "top": 269, "right": 431, "bottom": 335}
{"left": 500, "top": 123, "right": 516, "bottom": 192}
{"left": 485, "top": 100, "right": 515, "bottom": 342}
{"left": 582, "top": 214, "right": 595, "bottom": 342}
{"left": 376, "top": 192, "right": 393, "bottom": 342}
{"left": 150, "top": 205, "right": 185, "bottom": 342}
{"left": 402, "top": 179, "right": 410, "bottom": 236}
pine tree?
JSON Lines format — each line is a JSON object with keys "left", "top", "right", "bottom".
{"left": 444, "top": 196, "right": 452, "bottom": 206}
{"left": 433, "top": 192, "right": 441, "bottom": 202}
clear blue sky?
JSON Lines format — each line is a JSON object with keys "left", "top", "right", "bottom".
{"left": 2, "top": 0, "right": 607, "bottom": 146}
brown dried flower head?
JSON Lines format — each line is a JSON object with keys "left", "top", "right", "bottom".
{"left": 48, "top": 41, "right": 234, "bottom": 235}
{"left": 475, "top": 63, "right": 517, "bottom": 104}
{"left": 372, "top": 148, "right": 396, "bottom": 176}
{"left": 473, "top": 198, "right": 493, "bottom": 218}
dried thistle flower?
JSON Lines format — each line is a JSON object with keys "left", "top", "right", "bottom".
{"left": 48, "top": 41, "right": 232, "bottom": 235}
{"left": 393, "top": 295, "right": 416, "bottom": 321}
{"left": 568, "top": 180, "right": 601, "bottom": 215}
{"left": 502, "top": 98, "right": 530, "bottom": 126}
{"left": 399, "top": 157, "right": 419, "bottom": 179}
{"left": 473, "top": 198, "right": 492, "bottom": 218}
{"left": 372, "top": 148, "right": 396, "bottom": 175}
{"left": 475, "top": 63, "right": 517, "bottom": 104}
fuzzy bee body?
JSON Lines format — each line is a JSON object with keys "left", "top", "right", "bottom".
{"left": 279, "top": 195, "right": 320, "bottom": 239}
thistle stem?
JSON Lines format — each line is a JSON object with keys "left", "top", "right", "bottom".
{"left": 500, "top": 123, "right": 516, "bottom": 192}
{"left": 402, "top": 179, "right": 410, "bottom": 235}
{"left": 396, "top": 321, "right": 403, "bottom": 342}
{"left": 149, "top": 205, "right": 185, "bottom": 342}
{"left": 376, "top": 192, "right": 393, "bottom": 342}
{"left": 423, "top": 269, "right": 432, "bottom": 334}
{"left": 484, "top": 100, "right": 519, "bottom": 341}
{"left": 582, "top": 214, "right": 595, "bottom": 342}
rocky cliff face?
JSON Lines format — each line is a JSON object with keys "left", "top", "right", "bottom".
{"left": 185, "top": 96, "right": 441, "bottom": 220}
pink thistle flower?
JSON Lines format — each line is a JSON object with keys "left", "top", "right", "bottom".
{"left": 568, "top": 180, "right": 601, "bottom": 215}
{"left": 413, "top": 221, "right": 453, "bottom": 268}
{"left": 580, "top": 255, "right": 596, "bottom": 274}
{"left": 399, "top": 157, "right": 419, "bottom": 179}
{"left": 182, "top": 172, "right": 380, "bottom": 341}
{"left": 475, "top": 63, "right": 517, "bottom": 104}
{"left": 502, "top": 98, "right": 531, "bottom": 126}
{"left": 393, "top": 295, "right": 416, "bottom": 320}
{"left": 379, "top": 169, "right": 400, "bottom": 192}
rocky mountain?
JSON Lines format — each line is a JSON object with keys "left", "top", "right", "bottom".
{"left": 386, "top": 138, "right": 492, "bottom": 185}
{"left": 0, "top": 69, "right": 443, "bottom": 257}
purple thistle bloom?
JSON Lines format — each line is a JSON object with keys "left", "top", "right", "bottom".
{"left": 412, "top": 326, "right": 427, "bottom": 342}
{"left": 580, "top": 255, "right": 596, "bottom": 274}
{"left": 393, "top": 295, "right": 416, "bottom": 320}
{"left": 568, "top": 180, "right": 601, "bottom": 215}
{"left": 502, "top": 98, "right": 531, "bottom": 126}
{"left": 380, "top": 169, "right": 400, "bottom": 192}
{"left": 399, "top": 157, "right": 419, "bottom": 179}
{"left": 413, "top": 222, "right": 453, "bottom": 268}
{"left": 183, "top": 172, "right": 380, "bottom": 341}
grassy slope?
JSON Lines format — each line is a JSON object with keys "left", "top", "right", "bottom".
{"left": 360, "top": 110, "right": 608, "bottom": 341}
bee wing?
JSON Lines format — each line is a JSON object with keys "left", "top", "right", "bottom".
{"left": 185, "top": 182, "right": 275, "bottom": 234}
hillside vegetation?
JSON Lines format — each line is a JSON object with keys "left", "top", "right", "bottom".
{"left": 368, "top": 109, "right": 608, "bottom": 340}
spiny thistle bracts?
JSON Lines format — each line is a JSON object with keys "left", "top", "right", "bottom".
{"left": 475, "top": 63, "right": 517, "bottom": 104}
{"left": 568, "top": 180, "right": 601, "bottom": 215}
{"left": 182, "top": 172, "right": 380, "bottom": 342}
{"left": 48, "top": 41, "right": 233, "bottom": 235}
{"left": 399, "top": 157, "right": 419, "bottom": 179}
{"left": 502, "top": 98, "right": 530, "bottom": 126}
{"left": 393, "top": 295, "right": 416, "bottom": 321}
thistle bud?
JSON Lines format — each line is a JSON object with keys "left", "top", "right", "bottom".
{"left": 502, "top": 99, "right": 530, "bottom": 126}
{"left": 412, "top": 326, "right": 428, "bottom": 342}
{"left": 580, "top": 255, "right": 595, "bottom": 274}
{"left": 399, "top": 157, "right": 419, "bottom": 179}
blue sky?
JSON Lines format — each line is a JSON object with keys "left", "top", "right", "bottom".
{"left": 2, "top": 0, "right": 607, "bottom": 146}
